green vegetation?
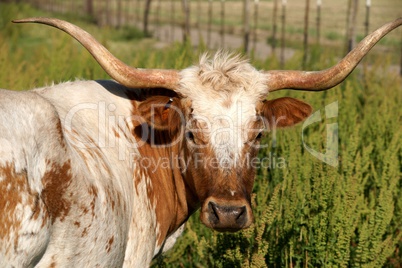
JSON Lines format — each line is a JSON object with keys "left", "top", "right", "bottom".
{"left": 155, "top": 55, "right": 402, "bottom": 267}
{"left": 1, "top": 3, "right": 401, "bottom": 267}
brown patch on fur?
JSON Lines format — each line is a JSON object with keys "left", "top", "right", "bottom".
{"left": 118, "top": 125, "right": 130, "bottom": 141}
{"left": 55, "top": 118, "right": 67, "bottom": 149}
{"left": 0, "top": 164, "right": 25, "bottom": 248}
{"left": 134, "top": 131, "right": 185, "bottom": 246}
{"left": 41, "top": 161, "right": 73, "bottom": 223}
{"left": 88, "top": 185, "right": 98, "bottom": 218}
{"left": 81, "top": 227, "right": 89, "bottom": 237}
{"left": 184, "top": 143, "right": 244, "bottom": 201}
{"left": 77, "top": 150, "right": 88, "bottom": 167}
{"left": 0, "top": 163, "right": 48, "bottom": 253}
{"left": 48, "top": 256, "right": 57, "bottom": 268}
{"left": 131, "top": 97, "right": 189, "bottom": 247}
{"left": 221, "top": 96, "right": 234, "bottom": 108}
{"left": 113, "top": 128, "right": 120, "bottom": 138}
{"left": 30, "top": 194, "right": 40, "bottom": 220}
{"left": 105, "top": 187, "right": 116, "bottom": 212}
{"left": 105, "top": 236, "right": 114, "bottom": 253}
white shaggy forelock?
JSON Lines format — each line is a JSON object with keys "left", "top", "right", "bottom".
{"left": 179, "top": 52, "right": 269, "bottom": 166}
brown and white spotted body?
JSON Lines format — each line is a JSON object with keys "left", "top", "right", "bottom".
{"left": 1, "top": 17, "right": 401, "bottom": 267}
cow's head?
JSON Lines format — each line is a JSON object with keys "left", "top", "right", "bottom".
{"left": 14, "top": 17, "right": 402, "bottom": 232}
{"left": 137, "top": 53, "right": 312, "bottom": 231}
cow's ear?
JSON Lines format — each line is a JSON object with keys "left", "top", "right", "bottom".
{"left": 137, "top": 96, "right": 183, "bottom": 134}
{"left": 260, "top": 97, "right": 312, "bottom": 129}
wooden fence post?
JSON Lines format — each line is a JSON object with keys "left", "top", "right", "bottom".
{"left": 71, "top": 0, "right": 75, "bottom": 17}
{"left": 86, "top": 0, "right": 94, "bottom": 17}
{"left": 253, "top": 0, "right": 259, "bottom": 52}
{"left": 182, "top": 0, "right": 191, "bottom": 42}
{"left": 365, "top": 0, "right": 371, "bottom": 36}
{"left": 303, "top": 0, "right": 310, "bottom": 69}
{"left": 280, "top": 0, "right": 287, "bottom": 68}
{"left": 400, "top": 31, "right": 402, "bottom": 76}
{"left": 221, "top": 0, "right": 225, "bottom": 47}
{"left": 156, "top": 0, "right": 161, "bottom": 40}
{"left": 207, "top": 0, "right": 212, "bottom": 48}
{"left": 316, "top": 0, "right": 321, "bottom": 45}
{"left": 197, "top": 0, "right": 202, "bottom": 38}
{"left": 243, "top": 0, "right": 250, "bottom": 53}
{"left": 171, "top": 0, "right": 176, "bottom": 42}
{"left": 135, "top": 0, "right": 140, "bottom": 23}
{"left": 144, "top": 0, "right": 152, "bottom": 35}
{"left": 272, "top": 0, "right": 278, "bottom": 55}
{"left": 345, "top": 0, "right": 359, "bottom": 53}
{"left": 106, "top": 0, "right": 111, "bottom": 26}
{"left": 117, "top": 0, "right": 123, "bottom": 28}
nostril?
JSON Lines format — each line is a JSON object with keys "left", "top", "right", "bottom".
{"left": 208, "top": 201, "right": 220, "bottom": 224}
{"left": 236, "top": 206, "right": 247, "bottom": 225}
{"left": 236, "top": 206, "right": 246, "bottom": 219}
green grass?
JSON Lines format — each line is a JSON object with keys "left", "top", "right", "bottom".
{"left": 1, "top": 3, "right": 401, "bottom": 267}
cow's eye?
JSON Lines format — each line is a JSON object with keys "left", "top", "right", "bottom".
{"left": 255, "top": 131, "right": 263, "bottom": 141}
{"left": 186, "top": 131, "right": 195, "bottom": 143}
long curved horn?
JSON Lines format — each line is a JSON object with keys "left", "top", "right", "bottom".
{"left": 13, "top": 17, "right": 180, "bottom": 90}
{"left": 265, "top": 17, "right": 402, "bottom": 92}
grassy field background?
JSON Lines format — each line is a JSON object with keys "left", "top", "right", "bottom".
{"left": 18, "top": 0, "right": 402, "bottom": 61}
{"left": 1, "top": 2, "right": 401, "bottom": 267}
{"left": 146, "top": 0, "right": 402, "bottom": 45}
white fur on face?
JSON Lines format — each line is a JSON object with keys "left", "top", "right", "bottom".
{"left": 179, "top": 52, "right": 269, "bottom": 167}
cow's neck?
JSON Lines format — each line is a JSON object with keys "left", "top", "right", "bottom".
{"left": 133, "top": 128, "right": 192, "bottom": 252}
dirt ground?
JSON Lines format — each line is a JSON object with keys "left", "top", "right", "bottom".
{"left": 151, "top": 23, "right": 296, "bottom": 60}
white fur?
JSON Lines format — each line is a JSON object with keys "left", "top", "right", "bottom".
{"left": 0, "top": 81, "right": 152, "bottom": 267}
{"left": 179, "top": 52, "right": 268, "bottom": 167}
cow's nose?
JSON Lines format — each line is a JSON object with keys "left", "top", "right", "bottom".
{"left": 207, "top": 201, "right": 249, "bottom": 232}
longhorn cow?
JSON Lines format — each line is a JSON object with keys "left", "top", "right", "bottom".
{"left": 1, "top": 17, "right": 401, "bottom": 267}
